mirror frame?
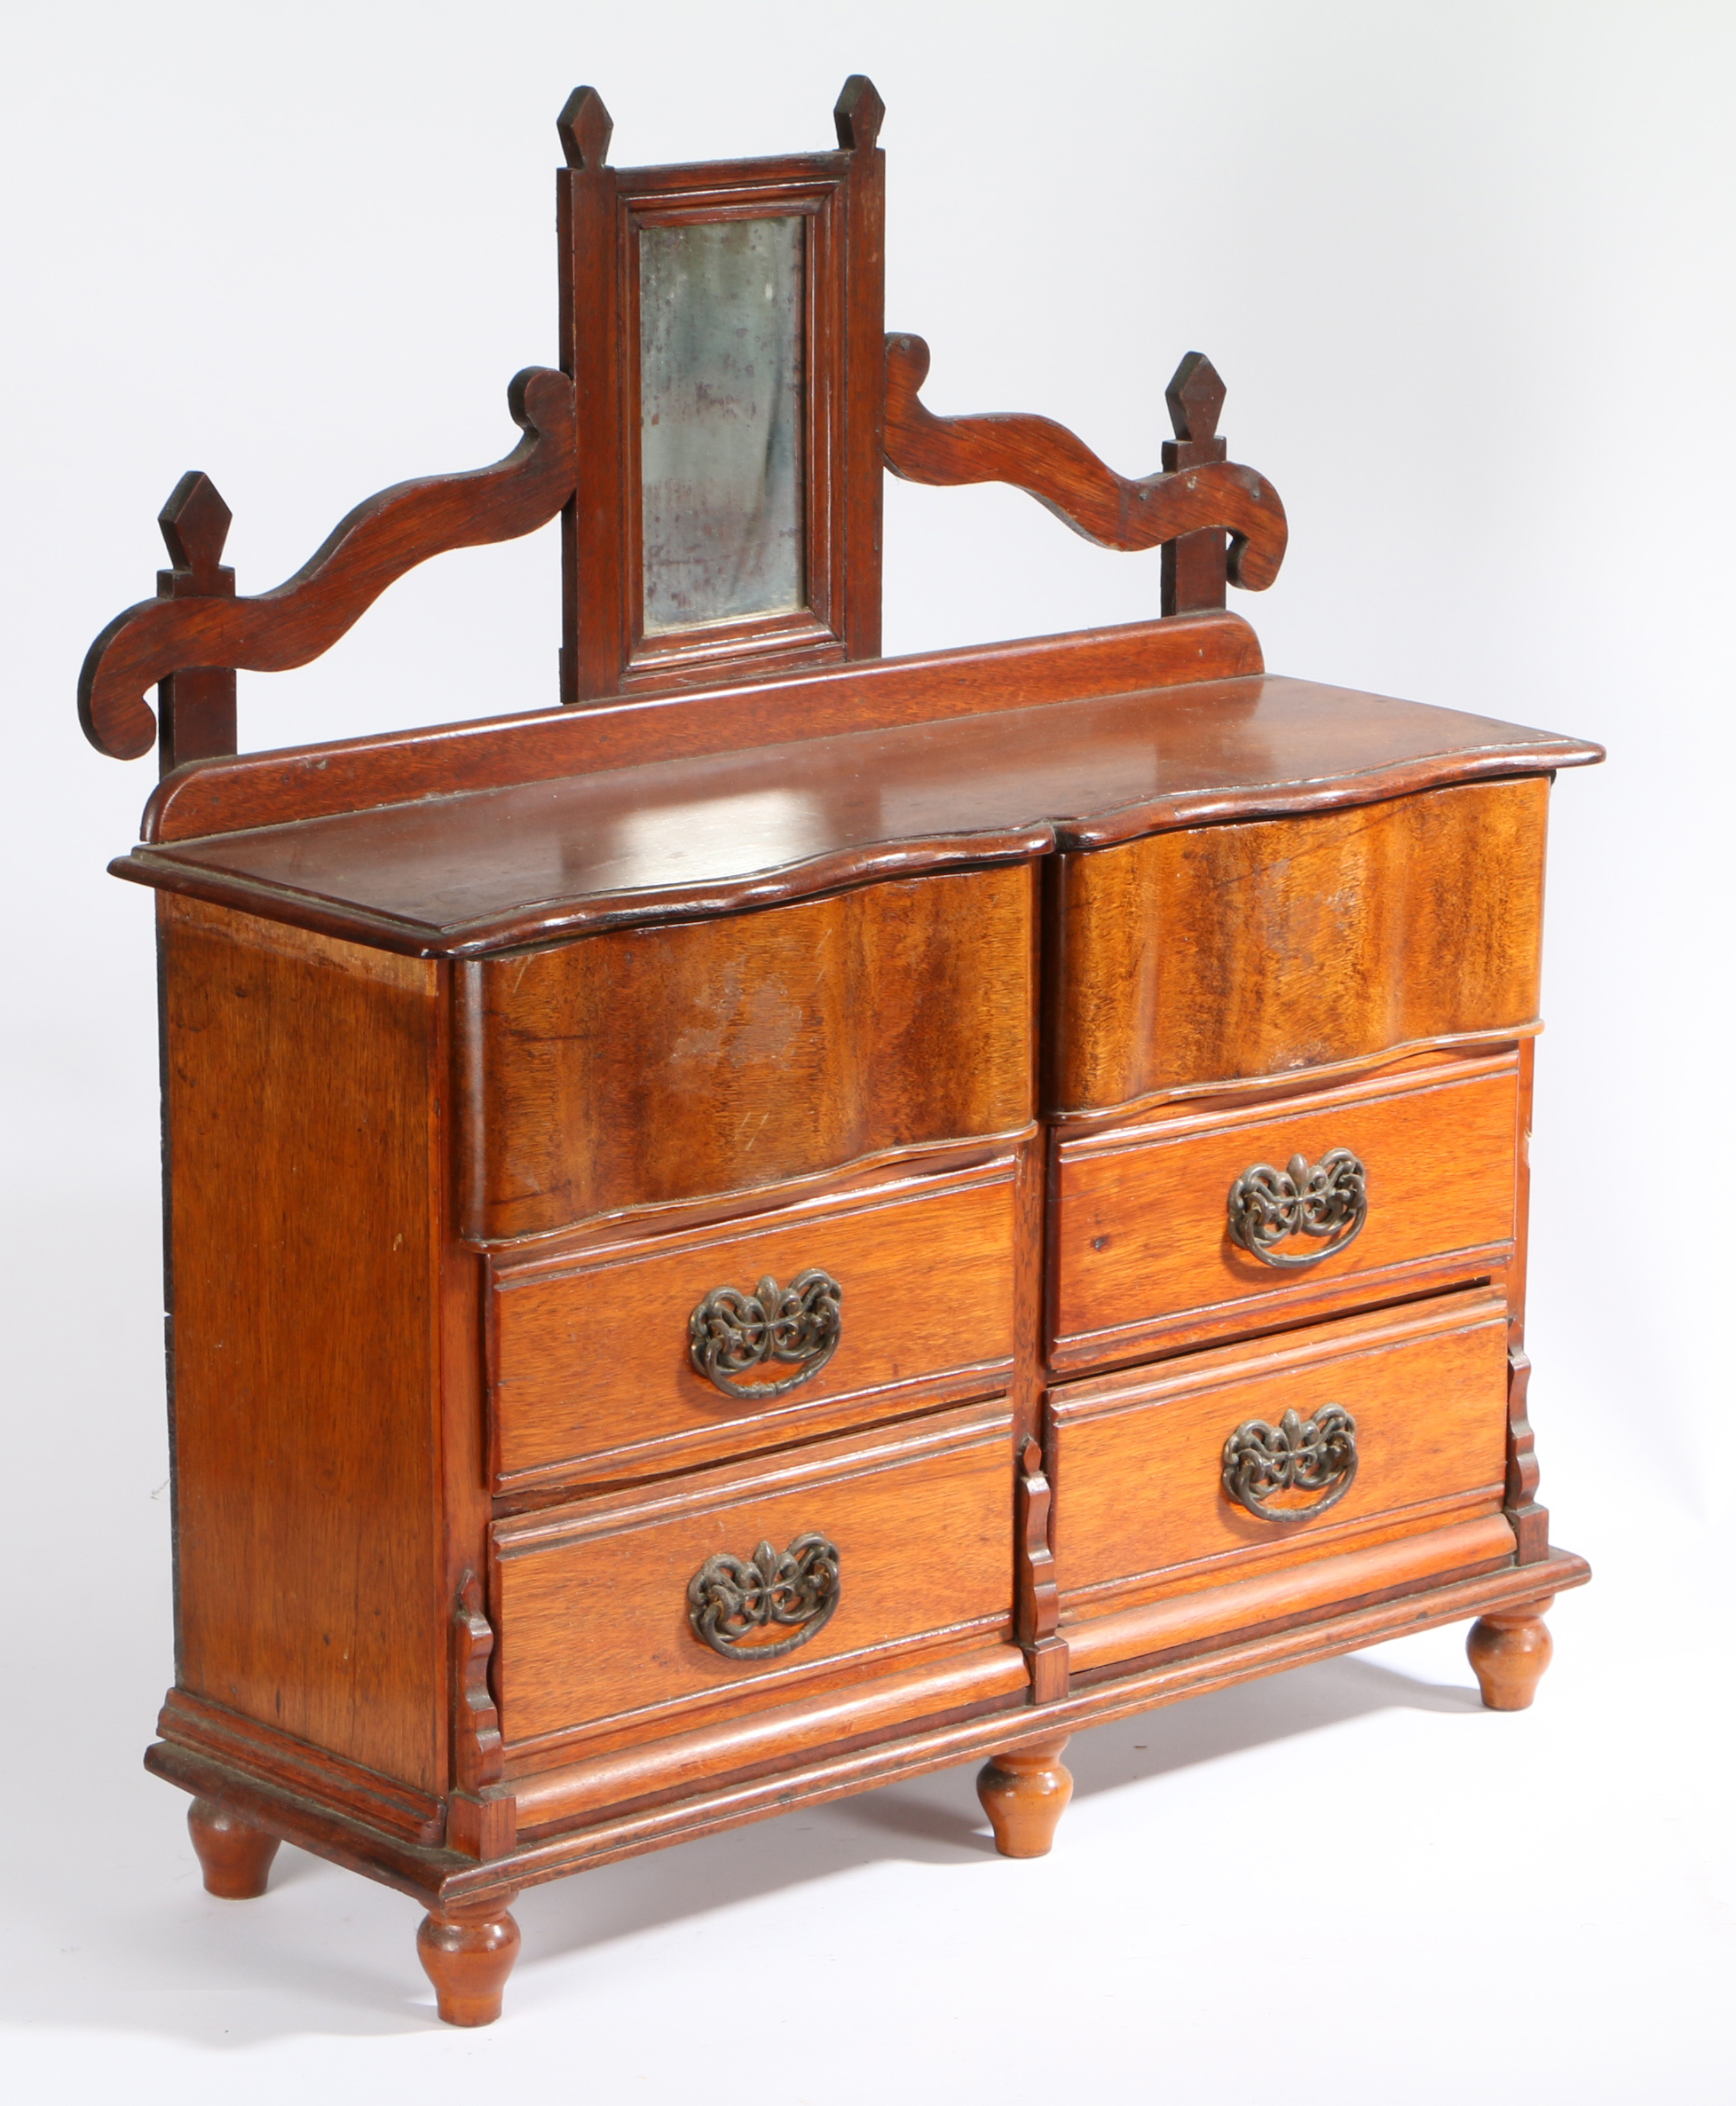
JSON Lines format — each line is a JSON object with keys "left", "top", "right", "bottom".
{"left": 559, "top": 96, "right": 884, "bottom": 704}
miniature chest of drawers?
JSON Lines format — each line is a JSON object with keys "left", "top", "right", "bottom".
{"left": 81, "top": 79, "right": 1601, "bottom": 2024}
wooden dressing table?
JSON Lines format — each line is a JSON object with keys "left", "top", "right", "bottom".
{"left": 80, "top": 79, "right": 1601, "bottom": 2025}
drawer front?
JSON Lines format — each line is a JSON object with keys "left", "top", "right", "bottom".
{"left": 490, "top": 1163, "right": 1018, "bottom": 1492}
{"left": 1051, "top": 1057, "right": 1518, "bottom": 1371}
{"left": 492, "top": 1401, "right": 1014, "bottom": 1753}
{"left": 1049, "top": 777, "right": 1547, "bottom": 1118}
{"left": 461, "top": 865, "right": 1036, "bottom": 1242}
{"left": 1049, "top": 1292, "right": 1511, "bottom": 1617}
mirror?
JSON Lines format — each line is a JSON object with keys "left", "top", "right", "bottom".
{"left": 639, "top": 215, "right": 805, "bottom": 634}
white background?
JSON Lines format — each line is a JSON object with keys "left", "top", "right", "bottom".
{"left": 3, "top": 3, "right": 1731, "bottom": 2098}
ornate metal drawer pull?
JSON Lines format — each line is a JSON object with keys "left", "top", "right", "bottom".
{"left": 1227, "top": 1148, "right": 1368, "bottom": 1268}
{"left": 687, "top": 1534, "right": 841, "bottom": 1660}
{"left": 1222, "top": 1405, "right": 1359, "bottom": 1522}
{"left": 688, "top": 1270, "right": 843, "bottom": 1400}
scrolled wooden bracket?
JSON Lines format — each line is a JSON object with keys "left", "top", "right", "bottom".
{"left": 446, "top": 1570, "right": 517, "bottom": 1862}
{"left": 882, "top": 333, "right": 1287, "bottom": 588}
{"left": 1014, "top": 1437, "right": 1069, "bottom": 1704}
{"left": 1503, "top": 1345, "right": 1550, "bottom": 1565}
{"left": 78, "top": 366, "right": 579, "bottom": 762}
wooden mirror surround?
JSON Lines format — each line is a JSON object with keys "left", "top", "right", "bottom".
{"left": 78, "top": 78, "right": 1600, "bottom": 2030}
{"left": 558, "top": 79, "right": 886, "bottom": 698}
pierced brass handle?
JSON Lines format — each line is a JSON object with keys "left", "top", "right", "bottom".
{"left": 688, "top": 1270, "right": 842, "bottom": 1400}
{"left": 1227, "top": 1148, "right": 1367, "bottom": 1268}
{"left": 1222, "top": 1406, "right": 1359, "bottom": 1522}
{"left": 686, "top": 1534, "right": 841, "bottom": 1660}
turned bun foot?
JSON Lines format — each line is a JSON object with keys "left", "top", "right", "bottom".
{"left": 417, "top": 1900, "right": 521, "bottom": 2026}
{"left": 187, "top": 1797, "right": 281, "bottom": 1898}
{"left": 976, "top": 1735, "right": 1073, "bottom": 1858}
{"left": 1467, "top": 1596, "right": 1556, "bottom": 1711}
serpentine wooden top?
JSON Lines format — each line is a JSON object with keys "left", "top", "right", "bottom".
{"left": 112, "top": 624, "right": 1602, "bottom": 958}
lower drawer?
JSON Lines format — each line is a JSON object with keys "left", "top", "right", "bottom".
{"left": 492, "top": 1400, "right": 1014, "bottom": 1755}
{"left": 1048, "top": 1290, "right": 1511, "bottom": 1618}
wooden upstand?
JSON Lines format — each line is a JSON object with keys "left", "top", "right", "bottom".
{"left": 81, "top": 80, "right": 1601, "bottom": 2025}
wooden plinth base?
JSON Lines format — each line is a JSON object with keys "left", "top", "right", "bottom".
{"left": 1466, "top": 1596, "right": 1556, "bottom": 1710}
{"left": 145, "top": 1550, "right": 1584, "bottom": 1954}
{"left": 976, "top": 1735, "right": 1072, "bottom": 1858}
{"left": 187, "top": 1797, "right": 280, "bottom": 1898}
{"left": 417, "top": 1899, "right": 521, "bottom": 2026}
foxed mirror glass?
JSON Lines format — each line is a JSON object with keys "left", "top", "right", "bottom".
{"left": 638, "top": 215, "right": 806, "bottom": 634}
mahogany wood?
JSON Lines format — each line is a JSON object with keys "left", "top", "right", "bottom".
{"left": 1467, "top": 1600, "right": 1556, "bottom": 1709}
{"left": 559, "top": 78, "right": 886, "bottom": 699}
{"left": 1047, "top": 1291, "right": 1511, "bottom": 1616}
{"left": 1049, "top": 777, "right": 1551, "bottom": 1120}
{"left": 116, "top": 683, "right": 1596, "bottom": 962}
{"left": 1049, "top": 1054, "right": 1520, "bottom": 1369}
{"left": 1161, "top": 352, "right": 1231, "bottom": 617}
{"left": 160, "top": 896, "right": 448, "bottom": 1794}
{"left": 138, "top": 610, "right": 1261, "bottom": 843}
{"left": 154, "top": 472, "right": 238, "bottom": 775}
{"left": 1064, "top": 1513, "right": 1519, "bottom": 1677}
{"left": 187, "top": 1798, "right": 280, "bottom": 1899}
{"left": 80, "top": 370, "right": 577, "bottom": 762}
{"left": 490, "top": 1402, "right": 1014, "bottom": 1758}
{"left": 82, "top": 81, "right": 1601, "bottom": 2031}
{"left": 883, "top": 334, "right": 1288, "bottom": 584}
{"left": 143, "top": 1549, "right": 1589, "bottom": 1921}
{"left": 460, "top": 867, "right": 1036, "bottom": 1241}
{"left": 975, "top": 1735, "right": 1073, "bottom": 1858}
{"left": 417, "top": 1899, "right": 522, "bottom": 2027}
{"left": 1013, "top": 1438, "right": 1069, "bottom": 1704}
{"left": 488, "top": 1158, "right": 1018, "bottom": 1492}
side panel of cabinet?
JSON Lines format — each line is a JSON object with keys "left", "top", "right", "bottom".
{"left": 461, "top": 864, "right": 1037, "bottom": 1242}
{"left": 161, "top": 896, "right": 447, "bottom": 1794}
{"left": 1048, "top": 777, "right": 1549, "bottom": 1117}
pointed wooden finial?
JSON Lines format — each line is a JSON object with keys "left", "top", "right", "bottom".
{"left": 557, "top": 85, "right": 613, "bottom": 170}
{"left": 834, "top": 75, "right": 885, "bottom": 151}
{"left": 157, "top": 470, "right": 232, "bottom": 588}
{"left": 1164, "top": 351, "right": 1226, "bottom": 444}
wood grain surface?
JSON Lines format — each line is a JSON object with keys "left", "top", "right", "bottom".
{"left": 1049, "top": 777, "right": 1551, "bottom": 1118}
{"left": 138, "top": 611, "right": 1261, "bottom": 845}
{"left": 119, "top": 684, "right": 1594, "bottom": 960}
{"left": 161, "top": 896, "right": 446, "bottom": 1792}
{"left": 1048, "top": 1291, "right": 1511, "bottom": 1613}
{"left": 81, "top": 370, "right": 577, "bottom": 762}
{"left": 491, "top": 1400, "right": 1014, "bottom": 1751}
{"left": 490, "top": 1160, "right": 1017, "bottom": 1492}
{"left": 142, "top": 1547, "right": 1589, "bottom": 1909}
{"left": 883, "top": 333, "right": 1287, "bottom": 583}
{"left": 1064, "top": 1511, "right": 1519, "bottom": 1676}
{"left": 1049, "top": 1054, "right": 1519, "bottom": 1369}
{"left": 460, "top": 865, "right": 1035, "bottom": 1242}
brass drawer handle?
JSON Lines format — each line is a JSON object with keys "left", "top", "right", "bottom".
{"left": 688, "top": 1269, "right": 843, "bottom": 1400}
{"left": 1227, "top": 1148, "right": 1367, "bottom": 1268}
{"left": 1222, "top": 1406, "right": 1359, "bottom": 1522}
{"left": 687, "top": 1534, "right": 841, "bottom": 1660}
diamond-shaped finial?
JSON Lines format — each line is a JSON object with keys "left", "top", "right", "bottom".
{"left": 833, "top": 75, "right": 885, "bottom": 151}
{"left": 557, "top": 85, "right": 613, "bottom": 170}
{"left": 1165, "top": 351, "right": 1226, "bottom": 443}
{"left": 157, "top": 470, "right": 232, "bottom": 584}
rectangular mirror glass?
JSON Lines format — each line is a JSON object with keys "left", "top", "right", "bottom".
{"left": 639, "top": 215, "right": 805, "bottom": 635}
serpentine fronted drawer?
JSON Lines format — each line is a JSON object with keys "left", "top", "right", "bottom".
{"left": 1049, "top": 1053, "right": 1520, "bottom": 1371}
{"left": 458, "top": 864, "right": 1036, "bottom": 1243}
{"left": 1047, "top": 777, "right": 1548, "bottom": 1122}
{"left": 487, "top": 1158, "right": 1018, "bottom": 1493}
